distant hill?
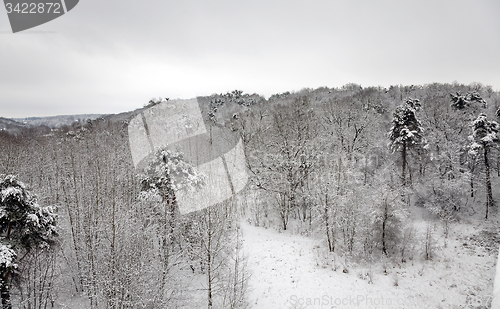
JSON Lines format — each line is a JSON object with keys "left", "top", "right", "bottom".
{"left": 1, "top": 114, "right": 107, "bottom": 136}
{"left": 0, "top": 117, "right": 28, "bottom": 135}
{"left": 14, "top": 114, "right": 105, "bottom": 129}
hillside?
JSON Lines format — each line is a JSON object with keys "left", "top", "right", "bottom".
{"left": 0, "top": 117, "right": 26, "bottom": 130}
{"left": 241, "top": 216, "right": 498, "bottom": 309}
{"left": 0, "top": 114, "right": 107, "bottom": 136}
{"left": 14, "top": 114, "right": 105, "bottom": 128}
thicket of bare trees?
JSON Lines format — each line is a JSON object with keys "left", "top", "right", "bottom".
{"left": 0, "top": 114, "right": 249, "bottom": 308}
{"left": 0, "top": 83, "right": 498, "bottom": 307}
{"left": 243, "top": 83, "right": 499, "bottom": 268}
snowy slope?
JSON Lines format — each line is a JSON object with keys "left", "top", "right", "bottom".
{"left": 241, "top": 221, "right": 496, "bottom": 309}
{"left": 493, "top": 249, "right": 500, "bottom": 309}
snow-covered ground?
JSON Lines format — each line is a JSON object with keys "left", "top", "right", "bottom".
{"left": 29, "top": 213, "right": 500, "bottom": 309}
{"left": 241, "top": 218, "right": 497, "bottom": 309}
{"left": 493, "top": 249, "right": 500, "bottom": 308}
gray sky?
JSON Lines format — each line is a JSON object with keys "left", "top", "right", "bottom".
{"left": 1, "top": 0, "right": 499, "bottom": 118}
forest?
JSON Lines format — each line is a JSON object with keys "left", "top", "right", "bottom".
{"left": 0, "top": 82, "right": 499, "bottom": 308}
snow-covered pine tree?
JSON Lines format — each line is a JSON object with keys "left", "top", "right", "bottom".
{"left": 139, "top": 148, "right": 206, "bottom": 225}
{"left": 139, "top": 148, "right": 205, "bottom": 306}
{"left": 448, "top": 91, "right": 488, "bottom": 198}
{"left": 0, "top": 175, "right": 57, "bottom": 309}
{"left": 450, "top": 91, "right": 487, "bottom": 110}
{"left": 389, "top": 98, "right": 424, "bottom": 186}
{"left": 468, "top": 113, "right": 499, "bottom": 219}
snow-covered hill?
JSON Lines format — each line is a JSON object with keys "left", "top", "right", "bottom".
{"left": 241, "top": 219, "right": 497, "bottom": 309}
{"left": 14, "top": 114, "right": 105, "bottom": 128}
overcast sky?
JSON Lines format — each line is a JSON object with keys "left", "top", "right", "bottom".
{"left": 1, "top": 0, "right": 499, "bottom": 118}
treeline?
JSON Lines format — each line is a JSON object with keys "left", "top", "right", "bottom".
{"left": 235, "top": 82, "right": 499, "bottom": 264}
{"left": 0, "top": 82, "right": 499, "bottom": 307}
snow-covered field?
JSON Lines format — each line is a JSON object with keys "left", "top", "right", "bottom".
{"left": 241, "top": 217, "right": 498, "bottom": 309}
{"left": 493, "top": 249, "right": 500, "bottom": 308}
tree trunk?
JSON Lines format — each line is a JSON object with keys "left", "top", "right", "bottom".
{"left": 309, "top": 207, "right": 312, "bottom": 231}
{"left": 207, "top": 249, "right": 213, "bottom": 309}
{"left": 109, "top": 170, "right": 117, "bottom": 309}
{"left": 1, "top": 272, "right": 11, "bottom": 309}
{"left": 69, "top": 151, "right": 85, "bottom": 291}
{"left": 324, "top": 194, "right": 334, "bottom": 252}
{"left": 364, "top": 156, "right": 368, "bottom": 185}
{"left": 280, "top": 193, "right": 288, "bottom": 231}
{"left": 401, "top": 141, "right": 407, "bottom": 186}
{"left": 484, "top": 145, "right": 494, "bottom": 219}
{"left": 497, "top": 154, "right": 500, "bottom": 177}
{"left": 207, "top": 207, "right": 213, "bottom": 309}
{"left": 282, "top": 214, "right": 287, "bottom": 231}
{"left": 470, "top": 157, "right": 476, "bottom": 198}
{"left": 470, "top": 174, "right": 474, "bottom": 198}
{"left": 382, "top": 200, "right": 388, "bottom": 255}
{"left": 3, "top": 224, "right": 12, "bottom": 309}
{"left": 337, "top": 157, "right": 342, "bottom": 195}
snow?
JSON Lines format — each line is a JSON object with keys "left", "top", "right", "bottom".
{"left": 468, "top": 142, "right": 482, "bottom": 155}
{"left": 493, "top": 249, "right": 500, "bottom": 309}
{"left": 26, "top": 213, "right": 40, "bottom": 226}
{"left": 0, "top": 244, "right": 16, "bottom": 269}
{"left": 241, "top": 222, "right": 410, "bottom": 309}
{"left": 241, "top": 219, "right": 496, "bottom": 309}
{"left": 482, "top": 133, "right": 498, "bottom": 143}
{"left": 0, "top": 186, "right": 23, "bottom": 202}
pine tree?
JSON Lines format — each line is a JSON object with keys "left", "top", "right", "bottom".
{"left": 139, "top": 148, "right": 205, "bottom": 305}
{"left": 450, "top": 91, "right": 487, "bottom": 110}
{"left": 469, "top": 114, "right": 499, "bottom": 219}
{"left": 449, "top": 91, "right": 488, "bottom": 198}
{"left": 139, "top": 148, "right": 206, "bottom": 220}
{"left": 389, "top": 98, "right": 424, "bottom": 186}
{"left": 0, "top": 175, "right": 57, "bottom": 309}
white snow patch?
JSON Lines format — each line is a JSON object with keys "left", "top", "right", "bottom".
{"left": 26, "top": 213, "right": 39, "bottom": 226}
{"left": 241, "top": 220, "right": 495, "bottom": 309}
{"left": 493, "top": 248, "right": 500, "bottom": 309}
{"left": 0, "top": 244, "right": 16, "bottom": 269}
{"left": 0, "top": 186, "right": 23, "bottom": 202}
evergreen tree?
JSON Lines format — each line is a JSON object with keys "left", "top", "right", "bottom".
{"left": 389, "top": 98, "right": 424, "bottom": 186}
{"left": 139, "top": 148, "right": 205, "bottom": 306}
{"left": 450, "top": 91, "right": 487, "bottom": 110}
{"left": 0, "top": 175, "right": 57, "bottom": 309}
{"left": 448, "top": 91, "right": 488, "bottom": 198}
{"left": 139, "top": 148, "right": 206, "bottom": 219}
{"left": 469, "top": 114, "right": 499, "bottom": 219}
